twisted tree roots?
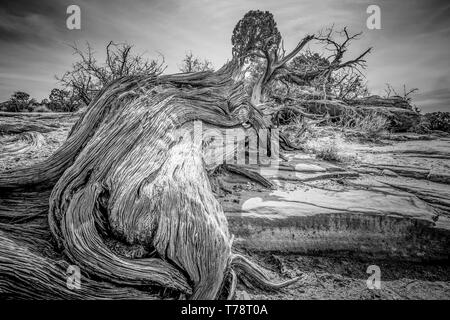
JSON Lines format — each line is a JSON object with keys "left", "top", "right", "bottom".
{"left": 0, "top": 63, "right": 297, "bottom": 299}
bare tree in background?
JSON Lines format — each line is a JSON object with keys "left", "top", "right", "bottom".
{"left": 178, "top": 51, "right": 214, "bottom": 73}
{"left": 58, "top": 41, "right": 166, "bottom": 105}
{"left": 384, "top": 83, "right": 419, "bottom": 102}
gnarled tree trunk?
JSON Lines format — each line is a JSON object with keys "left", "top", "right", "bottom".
{"left": 0, "top": 61, "right": 296, "bottom": 300}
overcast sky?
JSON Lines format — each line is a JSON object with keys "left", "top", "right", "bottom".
{"left": 0, "top": 0, "right": 449, "bottom": 112}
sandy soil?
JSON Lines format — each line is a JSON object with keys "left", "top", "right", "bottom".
{"left": 236, "top": 250, "right": 450, "bottom": 300}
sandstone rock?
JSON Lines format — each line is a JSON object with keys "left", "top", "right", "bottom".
{"left": 301, "top": 96, "right": 420, "bottom": 132}
{"left": 357, "top": 106, "right": 420, "bottom": 132}
{"left": 347, "top": 95, "right": 412, "bottom": 110}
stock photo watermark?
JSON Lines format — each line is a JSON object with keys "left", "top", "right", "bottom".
{"left": 66, "top": 4, "right": 382, "bottom": 31}
{"left": 366, "top": 5, "right": 381, "bottom": 30}
{"left": 366, "top": 265, "right": 381, "bottom": 289}
{"left": 174, "top": 120, "right": 282, "bottom": 169}
{"left": 66, "top": 265, "right": 81, "bottom": 290}
{"left": 66, "top": 5, "right": 81, "bottom": 30}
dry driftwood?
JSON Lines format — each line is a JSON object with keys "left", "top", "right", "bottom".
{"left": 0, "top": 61, "right": 297, "bottom": 300}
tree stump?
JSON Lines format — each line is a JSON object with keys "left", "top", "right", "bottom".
{"left": 0, "top": 62, "right": 296, "bottom": 299}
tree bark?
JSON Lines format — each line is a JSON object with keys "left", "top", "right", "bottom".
{"left": 0, "top": 62, "right": 296, "bottom": 299}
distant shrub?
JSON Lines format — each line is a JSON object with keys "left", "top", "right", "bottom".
{"left": 424, "top": 112, "right": 450, "bottom": 133}
{"left": 280, "top": 115, "right": 319, "bottom": 147}
{"left": 32, "top": 105, "right": 51, "bottom": 113}
{"left": 333, "top": 110, "right": 389, "bottom": 140}
{"left": 353, "top": 112, "right": 389, "bottom": 138}
{"left": 0, "top": 100, "right": 31, "bottom": 112}
{"left": 411, "top": 115, "right": 431, "bottom": 134}
{"left": 47, "top": 88, "right": 82, "bottom": 112}
{"left": 314, "top": 140, "right": 341, "bottom": 162}
{"left": 1, "top": 88, "right": 83, "bottom": 113}
{"left": 305, "top": 137, "right": 356, "bottom": 163}
{"left": 0, "top": 91, "right": 33, "bottom": 112}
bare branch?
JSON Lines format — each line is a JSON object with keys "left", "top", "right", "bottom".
{"left": 278, "top": 35, "right": 314, "bottom": 66}
{"left": 57, "top": 42, "right": 166, "bottom": 105}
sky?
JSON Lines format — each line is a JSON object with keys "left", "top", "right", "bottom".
{"left": 0, "top": 0, "right": 449, "bottom": 112}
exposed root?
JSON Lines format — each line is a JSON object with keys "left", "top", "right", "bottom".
{"left": 230, "top": 254, "right": 299, "bottom": 291}
{"left": 224, "top": 164, "right": 274, "bottom": 189}
{"left": 226, "top": 269, "right": 238, "bottom": 300}
{"left": 0, "top": 230, "right": 161, "bottom": 300}
{"left": 59, "top": 183, "right": 192, "bottom": 294}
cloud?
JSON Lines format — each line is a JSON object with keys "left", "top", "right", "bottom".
{"left": 414, "top": 88, "right": 450, "bottom": 113}
{"left": 0, "top": 0, "right": 448, "bottom": 111}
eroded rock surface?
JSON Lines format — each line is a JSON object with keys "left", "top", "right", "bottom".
{"left": 216, "top": 136, "right": 450, "bottom": 261}
{"left": 1, "top": 113, "right": 449, "bottom": 299}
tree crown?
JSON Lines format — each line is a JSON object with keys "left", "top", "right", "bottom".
{"left": 232, "top": 10, "right": 281, "bottom": 61}
{"left": 11, "top": 91, "right": 30, "bottom": 102}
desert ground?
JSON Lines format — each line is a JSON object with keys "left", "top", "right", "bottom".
{"left": 2, "top": 111, "right": 449, "bottom": 299}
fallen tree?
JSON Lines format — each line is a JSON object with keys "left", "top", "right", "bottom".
{"left": 0, "top": 59, "right": 298, "bottom": 299}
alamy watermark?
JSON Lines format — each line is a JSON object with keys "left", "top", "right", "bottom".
{"left": 366, "top": 5, "right": 381, "bottom": 30}
{"left": 66, "top": 265, "right": 81, "bottom": 290}
{"left": 66, "top": 5, "right": 81, "bottom": 30}
{"left": 183, "top": 120, "right": 281, "bottom": 169}
{"left": 366, "top": 265, "right": 381, "bottom": 289}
